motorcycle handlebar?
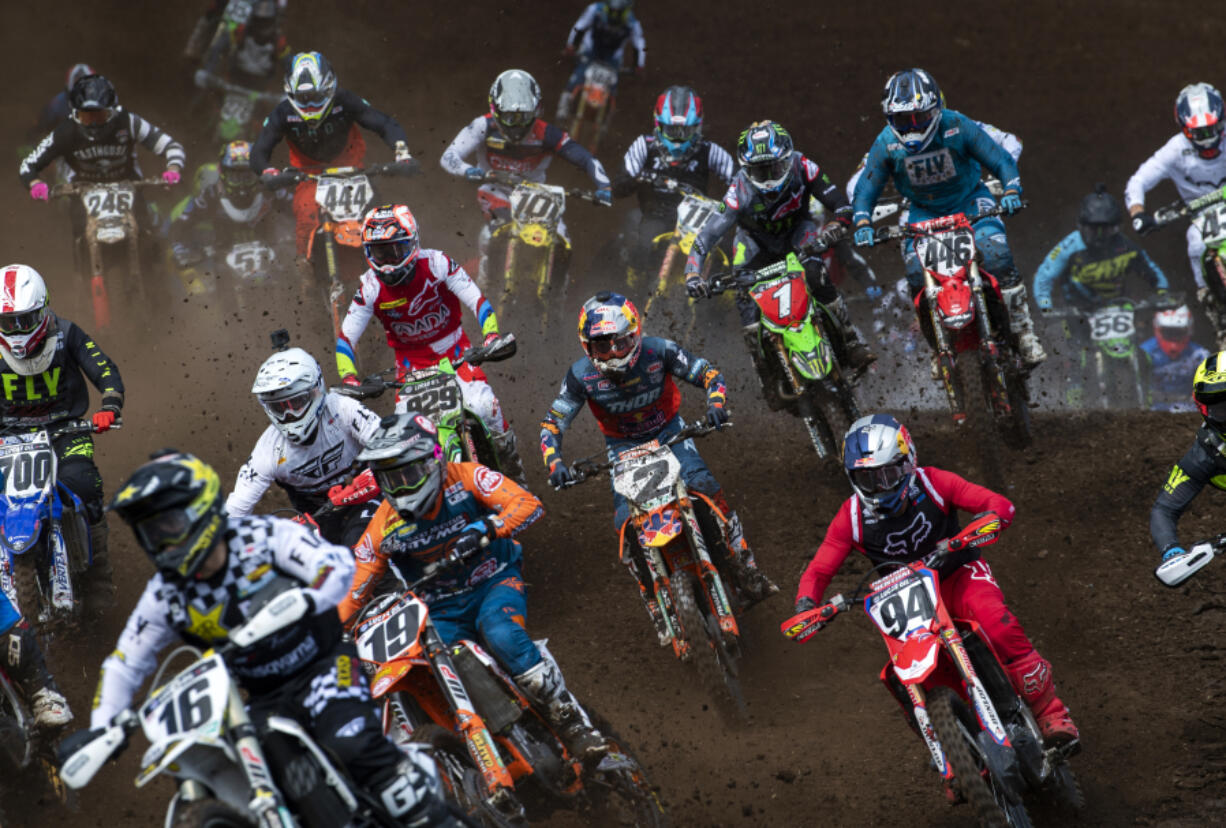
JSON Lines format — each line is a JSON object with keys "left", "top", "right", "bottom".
{"left": 872, "top": 201, "right": 1028, "bottom": 245}
{"left": 563, "top": 421, "right": 726, "bottom": 486}
{"left": 1040, "top": 292, "right": 1186, "bottom": 318}
{"left": 264, "top": 161, "right": 419, "bottom": 190}
{"left": 635, "top": 173, "right": 705, "bottom": 198}
{"left": 50, "top": 177, "right": 171, "bottom": 198}
{"left": 706, "top": 257, "right": 798, "bottom": 295}
{"left": 479, "top": 170, "right": 609, "bottom": 206}
{"left": 331, "top": 338, "right": 517, "bottom": 399}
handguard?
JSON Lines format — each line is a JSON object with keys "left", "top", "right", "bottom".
{"left": 1155, "top": 542, "right": 1216, "bottom": 587}
{"left": 230, "top": 588, "right": 311, "bottom": 648}
{"left": 60, "top": 716, "right": 132, "bottom": 790}
{"left": 947, "top": 511, "right": 1003, "bottom": 553}
{"left": 780, "top": 595, "right": 848, "bottom": 643}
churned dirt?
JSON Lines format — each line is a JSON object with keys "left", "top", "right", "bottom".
{"left": 2, "top": 0, "right": 1224, "bottom": 825}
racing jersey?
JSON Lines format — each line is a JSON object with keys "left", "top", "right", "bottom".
{"left": 91, "top": 514, "right": 354, "bottom": 725}
{"left": 565, "top": 2, "right": 646, "bottom": 67}
{"left": 613, "top": 135, "right": 735, "bottom": 220}
{"left": 796, "top": 466, "right": 1015, "bottom": 603}
{"left": 19, "top": 109, "right": 186, "bottom": 185}
{"left": 439, "top": 115, "right": 609, "bottom": 188}
{"left": 1142, "top": 338, "right": 1209, "bottom": 412}
{"left": 1150, "top": 425, "right": 1226, "bottom": 553}
{"left": 687, "top": 153, "right": 851, "bottom": 273}
{"left": 851, "top": 109, "right": 1022, "bottom": 225}
{"left": 249, "top": 88, "right": 408, "bottom": 170}
{"left": 338, "top": 462, "right": 543, "bottom": 622}
{"left": 1032, "top": 231, "right": 1168, "bottom": 311}
{"left": 1125, "top": 133, "right": 1226, "bottom": 209}
{"left": 226, "top": 393, "right": 382, "bottom": 516}
{"left": 169, "top": 162, "right": 291, "bottom": 248}
{"left": 335, "top": 250, "right": 499, "bottom": 379}
{"left": 539, "top": 336, "right": 726, "bottom": 468}
{"left": 0, "top": 314, "right": 123, "bottom": 429}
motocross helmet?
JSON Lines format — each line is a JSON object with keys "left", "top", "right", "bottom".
{"left": 1154, "top": 304, "right": 1192, "bottom": 360}
{"left": 1078, "top": 183, "right": 1122, "bottom": 248}
{"left": 109, "top": 451, "right": 225, "bottom": 580}
{"left": 489, "top": 69, "right": 541, "bottom": 143}
{"left": 1194, "top": 352, "right": 1226, "bottom": 430}
{"left": 284, "top": 52, "right": 337, "bottom": 122}
{"left": 654, "top": 85, "right": 703, "bottom": 163}
{"left": 737, "top": 120, "right": 795, "bottom": 194}
{"left": 0, "top": 264, "right": 52, "bottom": 362}
{"left": 1175, "top": 83, "right": 1224, "bottom": 159}
{"left": 219, "top": 141, "right": 260, "bottom": 211}
{"left": 578, "top": 291, "right": 642, "bottom": 379}
{"left": 882, "top": 69, "right": 943, "bottom": 154}
{"left": 358, "top": 413, "right": 445, "bottom": 521}
{"left": 604, "top": 0, "right": 633, "bottom": 27}
{"left": 65, "top": 63, "right": 96, "bottom": 92}
{"left": 252, "top": 347, "right": 326, "bottom": 445}
{"left": 362, "top": 204, "right": 420, "bottom": 287}
{"left": 842, "top": 414, "right": 917, "bottom": 516}
{"left": 69, "top": 74, "right": 119, "bottom": 141}
{"left": 246, "top": 0, "right": 279, "bottom": 44}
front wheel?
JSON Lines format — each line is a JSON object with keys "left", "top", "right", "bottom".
{"left": 670, "top": 571, "right": 746, "bottom": 720}
{"left": 171, "top": 798, "right": 254, "bottom": 827}
{"left": 584, "top": 711, "right": 669, "bottom": 827}
{"left": 412, "top": 725, "right": 524, "bottom": 828}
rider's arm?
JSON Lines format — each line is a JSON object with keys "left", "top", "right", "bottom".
{"left": 956, "top": 114, "right": 1021, "bottom": 198}
{"left": 269, "top": 515, "right": 355, "bottom": 611}
{"left": 685, "top": 181, "right": 738, "bottom": 274}
{"left": 1150, "top": 438, "right": 1216, "bottom": 554}
{"left": 628, "top": 16, "right": 647, "bottom": 68}
{"left": 128, "top": 112, "right": 186, "bottom": 172}
{"left": 336, "top": 271, "right": 379, "bottom": 380}
{"left": 339, "top": 89, "right": 409, "bottom": 151}
{"left": 1128, "top": 236, "right": 1170, "bottom": 292}
{"left": 90, "top": 578, "right": 179, "bottom": 728}
{"left": 921, "top": 467, "right": 1016, "bottom": 529}
{"left": 707, "top": 142, "right": 736, "bottom": 189}
{"left": 565, "top": 3, "right": 599, "bottom": 49}
{"left": 845, "top": 152, "right": 870, "bottom": 203}
{"left": 457, "top": 463, "right": 544, "bottom": 539}
{"left": 665, "top": 341, "right": 726, "bottom": 408}
{"left": 548, "top": 123, "right": 610, "bottom": 188}
{"left": 801, "top": 155, "right": 852, "bottom": 225}
{"left": 796, "top": 500, "right": 857, "bottom": 603}
{"left": 223, "top": 432, "right": 278, "bottom": 517}
{"left": 850, "top": 138, "right": 891, "bottom": 226}
{"left": 439, "top": 116, "right": 487, "bottom": 176}
{"left": 65, "top": 322, "right": 124, "bottom": 412}
{"left": 334, "top": 393, "right": 382, "bottom": 444}
{"left": 249, "top": 101, "right": 291, "bottom": 171}
{"left": 337, "top": 500, "right": 395, "bottom": 626}
{"left": 613, "top": 135, "right": 648, "bottom": 198}
{"left": 978, "top": 122, "right": 1022, "bottom": 162}
{"left": 435, "top": 250, "right": 499, "bottom": 339}
{"left": 1124, "top": 136, "right": 1181, "bottom": 212}
{"left": 1031, "top": 231, "right": 1081, "bottom": 311}
{"left": 17, "top": 123, "right": 69, "bottom": 186}
{"left": 539, "top": 366, "right": 589, "bottom": 473}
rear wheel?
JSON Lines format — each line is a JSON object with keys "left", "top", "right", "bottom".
{"left": 999, "top": 368, "right": 1033, "bottom": 450}
{"left": 171, "top": 798, "right": 253, "bottom": 827}
{"left": 412, "top": 724, "right": 524, "bottom": 828}
{"left": 670, "top": 571, "right": 746, "bottom": 721}
{"left": 584, "top": 711, "right": 669, "bottom": 827}
{"left": 956, "top": 355, "right": 1006, "bottom": 489}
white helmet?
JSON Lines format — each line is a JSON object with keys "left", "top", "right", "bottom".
{"left": 489, "top": 69, "right": 541, "bottom": 141}
{"left": 0, "top": 265, "right": 52, "bottom": 361}
{"left": 252, "top": 347, "right": 326, "bottom": 444}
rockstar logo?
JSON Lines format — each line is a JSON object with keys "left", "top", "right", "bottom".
{"left": 186, "top": 603, "right": 228, "bottom": 642}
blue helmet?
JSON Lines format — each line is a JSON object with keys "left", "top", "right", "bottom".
{"left": 843, "top": 414, "right": 917, "bottom": 515}
{"left": 654, "top": 85, "right": 703, "bottom": 163}
{"left": 737, "top": 120, "right": 795, "bottom": 194}
{"left": 881, "top": 69, "right": 943, "bottom": 154}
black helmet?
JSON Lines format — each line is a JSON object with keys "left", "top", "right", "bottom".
{"left": 357, "top": 413, "right": 445, "bottom": 520}
{"left": 1193, "top": 351, "right": 1226, "bottom": 431}
{"left": 1078, "top": 183, "right": 1122, "bottom": 247}
{"left": 109, "top": 451, "right": 225, "bottom": 580}
{"left": 69, "top": 74, "right": 119, "bottom": 140}
{"left": 737, "top": 120, "right": 795, "bottom": 194}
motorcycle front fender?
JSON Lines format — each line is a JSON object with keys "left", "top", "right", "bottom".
{"left": 774, "top": 318, "right": 833, "bottom": 381}
{"left": 892, "top": 633, "right": 942, "bottom": 685}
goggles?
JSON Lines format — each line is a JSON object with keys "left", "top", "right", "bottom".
{"left": 374, "top": 459, "right": 436, "bottom": 497}
{"left": 888, "top": 109, "right": 936, "bottom": 134}
{"left": 73, "top": 108, "right": 115, "bottom": 127}
{"left": 497, "top": 109, "right": 534, "bottom": 128}
{"left": 260, "top": 386, "right": 318, "bottom": 423}
{"left": 659, "top": 122, "right": 698, "bottom": 143}
{"left": 849, "top": 461, "right": 909, "bottom": 495}
{"left": 364, "top": 239, "right": 415, "bottom": 268}
{"left": 745, "top": 157, "right": 790, "bottom": 186}
{"left": 0, "top": 308, "right": 44, "bottom": 335}
{"left": 135, "top": 508, "right": 194, "bottom": 553}
{"left": 292, "top": 87, "right": 331, "bottom": 110}
{"left": 587, "top": 333, "right": 636, "bottom": 359}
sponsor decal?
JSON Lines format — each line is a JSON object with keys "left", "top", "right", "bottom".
{"left": 414, "top": 415, "right": 437, "bottom": 435}
{"left": 473, "top": 466, "right": 504, "bottom": 495}
{"left": 883, "top": 511, "right": 933, "bottom": 557}
{"left": 354, "top": 535, "right": 376, "bottom": 563}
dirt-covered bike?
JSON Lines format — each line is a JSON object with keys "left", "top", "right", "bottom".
{"left": 567, "top": 60, "right": 631, "bottom": 155}
{"left": 1152, "top": 184, "right": 1226, "bottom": 346}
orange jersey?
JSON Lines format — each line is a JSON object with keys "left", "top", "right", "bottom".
{"left": 339, "top": 462, "right": 543, "bottom": 625}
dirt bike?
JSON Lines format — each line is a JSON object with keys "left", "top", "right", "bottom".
{"left": 1155, "top": 532, "right": 1226, "bottom": 586}
{"left": 352, "top": 553, "right": 667, "bottom": 827}
{"left": 50, "top": 177, "right": 172, "bottom": 331}
{"left": 335, "top": 334, "right": 517, "bottom": 471}
{"left": 0, "top": 657, "right": 72, "bottom": 820}
{"left": 0, "top": 419, "right": 114, "bottom": 631}
{"left": 706, "top": 251, "right": 862, "bottom": 461}
{"left": 567, "top": 60, "right": 631, "bottom": 154}
{"left": 561, "top": 422, "right": 751, "bottom": 718}
{"left": 782, "top": 551, "right": 1082, "bottom": 826}
{"left": 60, "top": 583, "right": 456, "bottom": 827}
{"left": 194, "top": 70, "right": 282, "bottom": 144}
{"left": 480, "top": 171, "right": 608, "bottom": 331}
{"left": 1153, "top": 185, "right": 1226, "bottom": 334}
{"left": 874, "top": 205, "right": 1033, "bottom": 450}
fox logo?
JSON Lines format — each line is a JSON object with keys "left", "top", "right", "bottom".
{"left": 884, "top": 511, "right": 933, "bottom": 557}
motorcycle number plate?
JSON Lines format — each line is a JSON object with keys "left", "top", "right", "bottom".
{"left": 749, "top": 273, "right": 810, "bottom": 327}
{"left": 315, "top": 175, "right": 372, "bottom": 222}
{"left": 0, "top": 434, "right": 54, "bottom": 499}
{"left": 675, "top": 193, "right": 717, "bottom": 237}
{"left": 399, "top": 373, "right": 463, "bottom": 420}
{"left": 915, "top": 227, "right": 974, "bottom": 277}
{"left": 1192, "top": 201, "right": 1226, "bottom": 246}
{"left": 510, "top": 183, "right": 565, "bottom": 229}
{"left": 139, "top": 655, "right": 229, "bottom": 745}
{"left": 584, "top": 62, "right": 619, "bottom": 89}
{"left": 225, "top": 240, "right": 276, "bottom": 279}
{"left": 1089, "top": 305, "right": 1135, "bottom": 341}
{"left": 356, "top": 598, "right": 424, "bottom": 665}
{"left": 83, "top": 185, "right": 135, "bottom": 221}
{"left": 612, "top": 445, "right": 681, "bottom": 509}
{"left": 865, "top": 569, "right": 939, "bottom": 641}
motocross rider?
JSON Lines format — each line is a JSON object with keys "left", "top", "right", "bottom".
{"left": 71, "top": 450, "right": 449, "bottom": 825}
{"left": 24, "top": 63, "right": 96, "bottom": 151}
{"left": 794, "top": 414, "right": 1080, "bottom": 747}
{"left": 684, "top": 119, "right": 879, "bottom": 387}
{"left": 439, "top": 68, "right": 611, "bottom": 284}
{"left": 1126, "top": 83, "right": 1226, "bottom": 348}
{"left": 850, "top": 69, "right": 1046, "bottom": 366}
{"left": 227, "top": 344, "right": 382, "bottom": 547}
{"left": 249, "top": 51, "right": 417, "bottom": 257}
{"left": 556, "top": 0, "right": 647, "bottom": 121}
{"left": 541, "top": 292, "right": 778, "bottom": 645}
{"left": 336, "top": 204, "right": 526, "bottom": 482}
{"left": 1142, "top": 305, "right": 1209, "bottom": 412}
{"left": 338, "top": 413, "right": 610, "bottom": 761}
{"left": 0, "top": 264, "right": 121, "bottom": 612}
{"left": 611, "top": 85, "right": 736, "bottom": 280}
{"left": 0, "top": 592, "right": 71, "bottom": 729}
{"left": 193, "top": 0, "right": 289, "bottom": 93}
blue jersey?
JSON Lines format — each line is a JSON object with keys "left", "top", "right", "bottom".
{"left": 852, "top": 109, "right": 1021, "bottom": 223}
{"left": 1032, "top": 231, "right": 1168, "bottom": 311}
{"left": 1142, "top": 338, "right": 1210, "bottom": 412}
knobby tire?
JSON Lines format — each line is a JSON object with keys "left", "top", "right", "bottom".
{"left": 412, "top": 724, "right": 524, "bottom": 828}
{"left": 670, "top": 571, "right": 746, "bottom": 721}
{"left": 170, "top": 798, "right": 253, "bottom": 828}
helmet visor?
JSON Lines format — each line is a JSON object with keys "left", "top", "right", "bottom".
{"left": 364, "top": 239, "right": 415, "bottom": 268}
{"left": 745, "top": 157, "right": 791, "bottom": 188}
{"left": 261, "top": 386, "right": 318, "bottom": 423}
{"left": 73, "top": 108, "right": 115, "bottom": 127}
{"left": 888, "top": 109, "right": 936, "bottom": 135}
{"left": 660, "top": 122, "right": 698, "bottom": 143}
{"left": 221, "top": 167, "right": 258, "bottom": 191}
{"left": 497, "top": 108, "right": 534, "bottom": 128}
{"left": 588, "top": 333, "right": 636, "bottom": 360}
{"left": 134, "top": 508, "right": 194, "bottom": 553}
{"left": 374, "top": 458, "right": 436, "bottom": 499}
{"left": 1079, "top": 222, "right": 1117, "bottom": 245}
{"left": 849, "top": 461, "right": 908, "bottom": 495}
{"left": 0, "top": 308, "right": 45, "bottom": 335}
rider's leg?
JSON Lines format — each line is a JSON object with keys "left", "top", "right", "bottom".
{"left": 53, "top": 433, "right": 114, "bottom": 611}
{"left": 454, "top": 365, "right": 525, "bottom": 484}
{"left": 1187, "top": 223, "right": 1226, "bottom": 348}
{"left": 975, "top": 214, "right": 1046, "bottom": 365}
{"left": 556, "top": 59, "right": 588, "bottom": 120}
{"left": 4, "top": 606, "right": 71, "bottom": 729}
{"left": 793, "top": 220, "right": 876, "bottom": 373}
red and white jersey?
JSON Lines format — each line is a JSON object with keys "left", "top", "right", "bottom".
{"left": 1126, "top": 132, "right": 1226, "bottom": 208}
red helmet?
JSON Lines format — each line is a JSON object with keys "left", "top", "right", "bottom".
{"left": 362, "top": 204, "right": 420, "bottom": 286}
{"left": 1154, "top": 304, "right": 1192, "bottom": 359}
{"left": 1175, "top": 83, "right": 1224, "bottom": 159}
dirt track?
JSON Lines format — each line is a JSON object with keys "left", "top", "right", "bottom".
{"left": 4, "top": 1, "right": 1226, "bottom": 825}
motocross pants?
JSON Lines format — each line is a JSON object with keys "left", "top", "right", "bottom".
{"left": 563, "top": 48, "right": 626, "bottom": 97}
{"left": 52, "top": 431, "right": 104, "bottom": 522}
{"left": 288, "top": 124, "right": 367, "bottom": 257}
{"left": 428, "top": 565, "right": 541, "bottom": 677}
{"left": 902, "top": 184, "right": 1017, "bottom": 290}
{"left": 604, "top": 415, "right": 719, "bottom": 531}
{"left": 1, "top": 604, "right": 62, "bottom": 699}
{"left": 391, "top": 345, "right": 511, "bottom": 440}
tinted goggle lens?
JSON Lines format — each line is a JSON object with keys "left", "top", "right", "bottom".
{"left": 136, "top": 509, "right": 193, "bottom": 552}
{"left": 850, "top": 463, "right": 906, "bottom": 494}
{"left": 0, "top": 310, "right": 42, "bottom": 334}
{"left": 889, "top": 110, "right": 934, "bottom": 133}
{"left": 746, "top": 158, "right": 788, "bottom": 184}
{"left": 1204, "top": 400, "right": 1226, "bottom": 422}
{"left": 222, "top": 168, "right": 257, "bottom": 189}
{"left": 1188, "top": 124, "right": 1221, "bottom": 143}
{"left": 263, "top": 388, "right": 315, "bottom": 422}
{"left": 375, "top": 461, "right": 433, "bottom": 496}
{"left": 588, "top": 333, "right": 634, "bottom": 358}
{"left": 365, "top": 240, "right": 413, "bottom": 267}
{"left": 294, "top": 89, "right": 329, "bottom": 108}
{"left": 74, "top": 108, "right": 114, "bottom": 126}
{"left": 499, "top": 109, "right": 533, "bottom": 127}
{"left": 661, "top": 123, "right": 697, "bottom": 142}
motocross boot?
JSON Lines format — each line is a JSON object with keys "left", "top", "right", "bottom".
{"left": 491, "top": 430, "right": 528, "bottom": 486}
{"left": 1004, "top": 651, "right": 1079, "bottom": 751}
{"left": 8, "top": 623, "right": 72, "bottom": 729}
{"left": 828, "top": 295, "right": 877, "bottom": 377}
{"left": 1001, "top": 283, "right": 1047, "bottom": 366}
{"left": 743, "top": 324, "right": 786, "bottom": 411}
{"left": 514, "top": 658, "right": 609, "bottom": 763}
{"left": 556, "top": 90, "right": 574, "bottom": 122}
{"left": 84, "top": 518, "right": 116, "bottom": 612}
{"left": 712, "top": 495, "right": 778, "bottom": 605}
